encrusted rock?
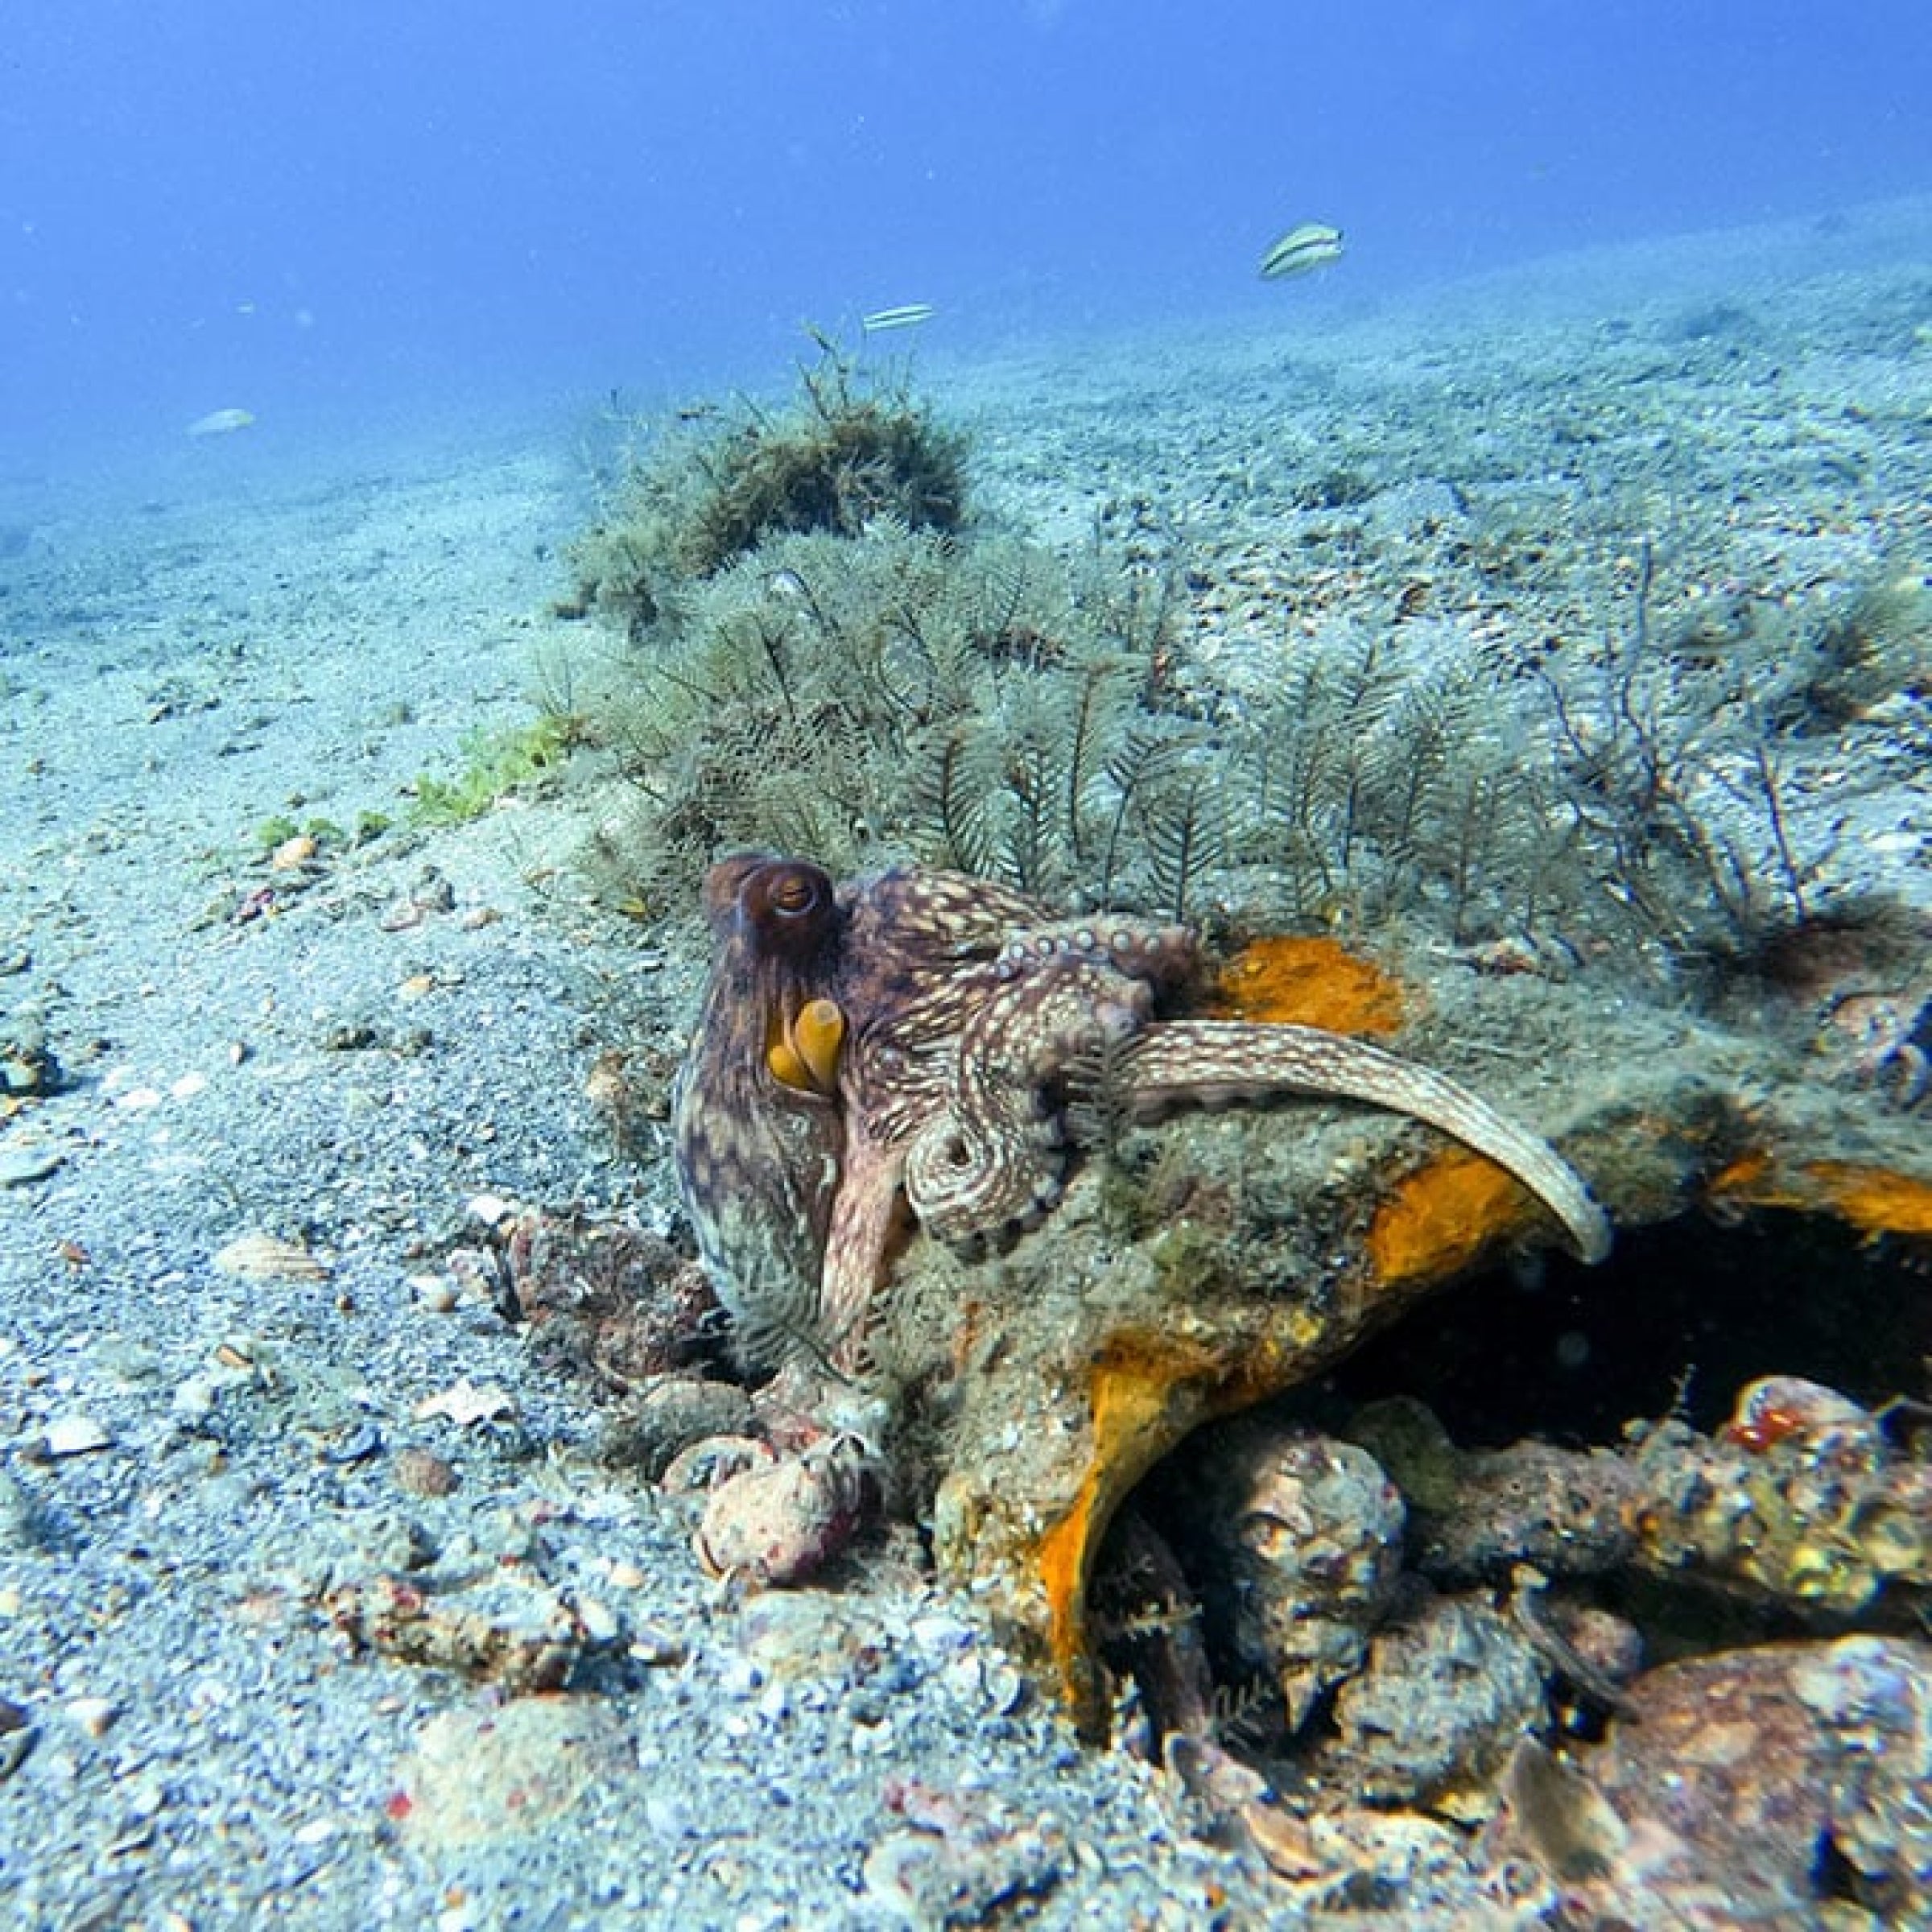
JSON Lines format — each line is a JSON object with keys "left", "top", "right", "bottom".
{"left": 1313, "top": 1591, "right": 1546, "bottom": 1815}
{"left": 1350, "top": 1380, "right": 1932, "bottom": 1622}
{"left": 861, "top": 1777, "right": 1065, "bottom": 1926}
{"left": 1483, "top": 1636, "right": 1932, "bottom": 1924}
{"left": 1348, "top": 1394, "right": 1639, "bottom": 1583}
{"left": 1145, "top": 1415, "right": 1405, "bottom": 1732}
{"left": 326, "top": 1568, "right": 613, "bottom": 1693}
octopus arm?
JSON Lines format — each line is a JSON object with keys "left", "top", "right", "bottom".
{"left": 818, "top": 1128, "right": 914, "bottom": 1368}
{"left": 1116, "top": 1019, "right": 1612, "bottom": 1265}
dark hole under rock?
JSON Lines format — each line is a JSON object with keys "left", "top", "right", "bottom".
{"left": 1323, "top": 1207, "right": 1928, "bottom": 1447}
{"left": 1095, "top": 1204, "right": 1929, "bottom": 1773}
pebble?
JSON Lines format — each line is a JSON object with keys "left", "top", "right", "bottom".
{"left": 65, "top": 1698, "right": 118, "bottom": 1739}
{"left": 0, "top": 1146, "right": 63, "bottom": 1187}
{"left": 393, "top": 1447, "right": 458, "bottom": 1497}
{"left": 42, "top": 1415, "right": 112, "bottom": 1459}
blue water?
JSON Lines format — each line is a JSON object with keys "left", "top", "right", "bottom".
{"left": 3, "top": 0, "right": 1929, "bottom": 473}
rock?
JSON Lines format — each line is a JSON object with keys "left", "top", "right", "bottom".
{"left": 1627, "top": 1385, "right": 1932, "bottom": 1616}
{"left": 1348, "top": 1397, "right": 1639, "bottom": 1584}
{"left": 0, "top": 1005, "right": 57, "bottom": 1096}
{"left": 694, "top": 1442, "right": 877, "bottom": 1587}
{"left": 392, "top": 1447, "right": 459, "bottom": 1497}
{"left": 326, "top": 1569, "right": 610, "bottom": 1694}
{"left": 1349, "top": 1381, "right": 1932, "bottom": 1624}
{"left": 1314, "top": 1592, "right": 1546, "bottom": 1815}
{"left": 1144, "top": 1415, "right": 1405, "bottom": 1733}
{"left": 390, "top": 1699, "right": 631, "bottom": 1851}
{"left": 861, "top": 1777, "right": 1065, "bottom": 1926}
{"left": 1483, "top": 1637, "right": 1932, "bottom": 1925}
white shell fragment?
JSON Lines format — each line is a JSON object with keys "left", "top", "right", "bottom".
{"left": 43, "top": 1414, "right": 113, "bottom": 1458}
{"left": 213, "top": 1232, "right": 332, "bottom": 1282}
{"left": 413, "top": 1378, "right": 516, "bottom": 1428}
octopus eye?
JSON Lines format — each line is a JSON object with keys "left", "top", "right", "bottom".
{"left": 765, "top": 869, "right": 822, "bottom": 918}
{"left": 739, "top": 858, "right": 836, "bottom": 960}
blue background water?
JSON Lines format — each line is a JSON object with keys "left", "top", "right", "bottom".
{"left": 3, "top": 0, "right": 1929, "bottom": 469}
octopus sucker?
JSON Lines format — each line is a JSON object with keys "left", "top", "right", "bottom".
{"left": 673, "top": 854, "right": 1612, "bottom": 1369}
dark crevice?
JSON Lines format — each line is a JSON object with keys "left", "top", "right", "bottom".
{"left": 1322, "top": 1208, "right": 1929, "bottom": 1447}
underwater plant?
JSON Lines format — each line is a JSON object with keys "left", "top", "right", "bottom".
{"left": 410, "top": 712, "right": 584, "bottom": 826}
{"left": 1529, "top": 539, "right": 1922, "bottom": 971}
{"left": 570, "top": 346, "right": 968, "bottom": 640}
{"left": 567, "top": 338, "right": 1922, "bottom": 995}
{"left": 580, "top": 514, "right": 1210, "bottom": 919}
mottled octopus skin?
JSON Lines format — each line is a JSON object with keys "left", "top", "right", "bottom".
{"left": 673, "top": 855, "right": 1611, "bottom": 1370}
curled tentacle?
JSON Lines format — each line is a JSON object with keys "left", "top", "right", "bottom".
{"left": 1113, "top": 1019, "right": 1611, "bottom": 1264}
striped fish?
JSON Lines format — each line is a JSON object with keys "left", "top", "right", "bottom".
{"left": 1259, "top": 222, "right": 1344, "bottom": 279}
{"left": 861, "top": 302, "right": 937, "bottom": 333}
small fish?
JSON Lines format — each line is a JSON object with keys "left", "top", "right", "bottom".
{"left": 861, "top": 303, "right": 936, "bottom": 333}
{"left": 1259, "top": 221, "right": 1344, "bottom": 280}
{"left": 187, "top": 407, "right": 255, "bottom": 438}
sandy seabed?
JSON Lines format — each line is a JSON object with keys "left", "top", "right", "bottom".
{"left": 2, "top": 200, "right": 1929, "bottom": 1928}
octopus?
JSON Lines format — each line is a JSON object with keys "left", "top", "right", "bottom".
{"left": 673, "top": 854, "right": 1611, "bottom": 1374}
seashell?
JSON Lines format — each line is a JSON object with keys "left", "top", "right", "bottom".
{"left": 694, "top": 1446, "right": 874, "bottom": 1586}
{"left": 213, "top": 1232, "right": 331, "bottom": 1282}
